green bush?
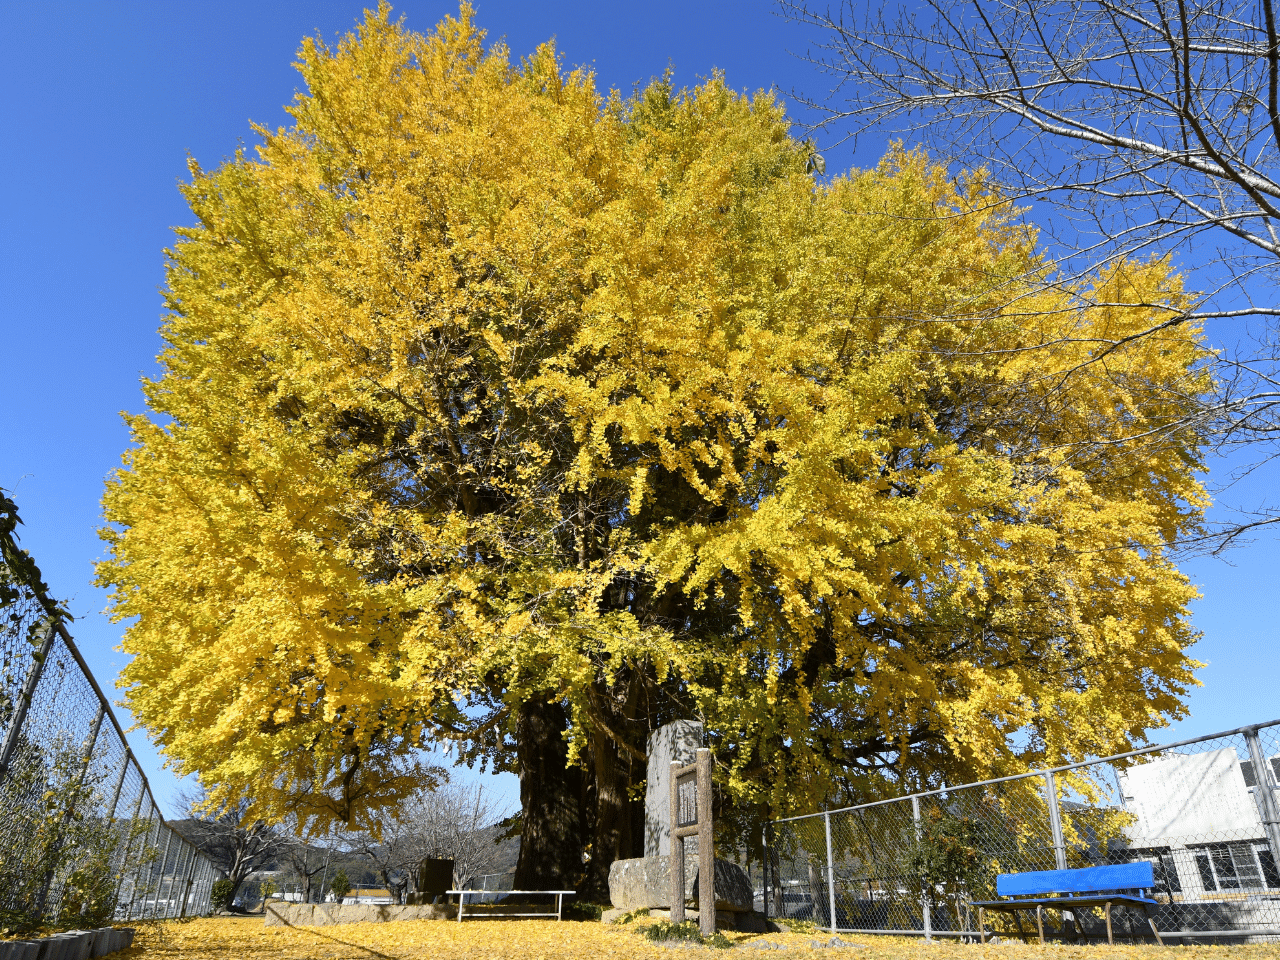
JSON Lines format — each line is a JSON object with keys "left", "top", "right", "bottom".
{"left": 564, "top": 900, "right": 605, "bottom": 921}
{"left": 643, "top": 919, "right": 734, "bottom": 949}
{"left": 210, "top": 879, "right": 236, "bottom": 911}
{"left": 328, "top": 869, "right": 351, "bottom": 901}
{"left": 0, "top": 735, "right": 133, "bottom": 932}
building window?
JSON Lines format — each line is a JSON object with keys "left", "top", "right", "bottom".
{"left": 1153, "top": 851, "right": 1182, "bottom": 894}
{"left": 1240, "top": 757, "right": 1280, "bottom": 788}
{"left": 1195, "top": 851, "right": 1217, "bottom": 892}
{"left": 1130, "top": 849, "right": 1182, "bottom": 894}
{"left": 1194, "top": 842, "right": 1274, "bottom": 891}
{"left": 1256, "top": 844, "right": 1280, "bottom": 888}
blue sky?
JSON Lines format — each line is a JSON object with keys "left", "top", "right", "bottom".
{"left": 1, "top": 0, "right": 1275, "bottom": 819}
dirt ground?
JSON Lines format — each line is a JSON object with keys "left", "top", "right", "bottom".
{"left": 121, "top": 916, "right": 1280, "bottom": 960}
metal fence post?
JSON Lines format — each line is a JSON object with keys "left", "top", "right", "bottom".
{"left": 1043, "top": 770, "right": 1069, "bottom": 870}
{"left": 106, "top": 749, "right": 130, "bottom": 820}
{"left": 823, "top": 811, "right": 837, "bottom": 934}
{"left": 154, "top": 827, "right": 174, "bottom": 918}
{"left": 125, "top": 795, "right": 157, "bottom": 920}
{"left": 179, "top": 842, "right": 198, "bottom": 917}
{"left": 1245, "top": 726, "right": 1280, "bottom": 871}
{"left": 761, "top": 824, "right": 769, "bottom": 924}
{"left": 0, "top": 619, "right": 56, "bottom": 786}
{"left": 113, "top": 777, "right": 145, "bottom": 916}
{"left": 911, "top": 795, "right": 931, "bottom": 941}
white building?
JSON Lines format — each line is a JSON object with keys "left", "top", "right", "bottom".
{"left": 1118, "top": 748, "right": 1280, "bottom": 895}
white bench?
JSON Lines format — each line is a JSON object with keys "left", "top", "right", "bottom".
{"left": 447, "top": 889, "right": 575, "bottom": 922}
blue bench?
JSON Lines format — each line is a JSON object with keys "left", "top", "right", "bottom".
{"left": 971, "top": 862, "right": 1163, "bottom": 945}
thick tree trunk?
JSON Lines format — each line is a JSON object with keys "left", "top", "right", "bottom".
{"left": 513, "top": 697, "right": 585, "bottom": 891}
{"left": 585, "top": 724, "right": 627, "bottom": 901}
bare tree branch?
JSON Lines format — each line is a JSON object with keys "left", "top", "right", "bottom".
{"left": 782, "top": 0, "right": 1280, "bottom": 547}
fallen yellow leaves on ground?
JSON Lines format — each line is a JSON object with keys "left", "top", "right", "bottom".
{"left": 126, "top": 917, "right": 1280, "bottom": 960}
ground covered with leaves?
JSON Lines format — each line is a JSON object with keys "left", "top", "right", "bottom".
{"left": 123, "top": 917, "right": 1280, "bottom": 959}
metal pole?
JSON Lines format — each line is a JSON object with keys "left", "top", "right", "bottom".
{"left": 761, "top": 824, "right": 769, "bottom": 924}
{"left": 179, "top": 843, "right": 198, "bottom": 918}
{"left": 114, "top": 775, "right": 146, "bottom": 916}
{"left": 823, "top": 811, "right": 837, "bottom": 935}
{"left": 1245, "top": 727, "right": 1280, "bottom": 871}
{"left": 1039, "top": 773, "right": 1070, "bottom": 875}
{"left": 125, "top": 795, "right": 157, "bottom": 921}
{"left": 0, "top": 619, "right": 56, "bottom": 786}
{"left": 1044, "top": 770, "right": 1069, "bottom": 870}
{"left": 154, "top": 827, "right": 174, "bottom": 918}
{"left": 106, "top": 749, "right": 130, "bottom": 820}
{"left": 697, "top": 748, "right": 715, "bottom": 938}
{"left": 78, "top": 703, "right": 106, "bottom": 779}
{"left": 912, "top": 795, "right": 931, "bottom": 942}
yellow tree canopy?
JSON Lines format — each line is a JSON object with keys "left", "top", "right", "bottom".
{"left": 98, "top": 4, "right": 1207, "bottom": 891}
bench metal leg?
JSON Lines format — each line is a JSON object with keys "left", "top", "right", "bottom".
{"left": 1144, "top": 904, "right": 1163, "bottom": 946}
{"left": 1104, "top": 901, "right": 1113, "bottom": 945}
{"left": 1062, "top": 909, "right": 1078, "bottom": 943}
{"left": 1036, "top": 905, "right": 1045, "bottom": 945}
{"left": 1012, "top": 910, "right": 1028, "bottom": 943}
{"left": 556, "top": 893, "right": 563, "bottom": 922}
{"left": 457, "top": 891, "right": 466, "bottom": 923}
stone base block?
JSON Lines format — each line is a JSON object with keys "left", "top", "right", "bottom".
{"left": 263, "top": 902, "right": 453, "bottom": 926}
{"left": 608, "top": 855, "right": 754, "bottom": 913}
{"left": 608, "top": 854, "right": 698, "bottom": 910}
{"left": 692, "top": 859, "right": 754, "bottom": 912}
{"left": 633, "top": 907, "right": 772, "bottom": 932}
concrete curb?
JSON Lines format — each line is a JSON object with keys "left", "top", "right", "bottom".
{"left": 0, "top": 926, "right": 134, "bottom": 960}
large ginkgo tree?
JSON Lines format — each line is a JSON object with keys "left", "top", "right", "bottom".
{"left": 98, "top": 4, "right": 1209, "bottom": 895}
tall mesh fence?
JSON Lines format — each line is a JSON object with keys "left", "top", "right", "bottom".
{"left": 767, "top": 718, "right": 1280, "bottom": 943}
{"left": 1, "top": 536, "right": 217, "bottom": 927}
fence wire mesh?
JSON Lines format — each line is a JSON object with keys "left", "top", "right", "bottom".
{"left": 1, "top": 532, "right": 217, "bottom": 928}
{"left": 768, "top": 718, "right": 1280, "bottom": 943}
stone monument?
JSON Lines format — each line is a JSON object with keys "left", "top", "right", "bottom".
{"left": 606, "top": 720, "right": 765, "bottom": 932}
{"left": 645, "top": 720, "right": 704, "bottom": 857}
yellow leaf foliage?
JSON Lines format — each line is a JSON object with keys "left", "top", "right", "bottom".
{"left": 127, "top": 916, "right": 1280, "bottom": 959}
{"left": 98, "top": 4, "right": 1208, "bottom": 831}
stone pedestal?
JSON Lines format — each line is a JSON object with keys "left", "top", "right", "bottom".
{"left": 608, "top": 855, "right": 692, "bottom": 910}
{"left": 600, "top": 906, "right": 774, "bottom": 933}
{"left": 263, "top": 902, "right": 454, "bottom": 926}
{"left": 607, "top": 856, "right": 753, "bottom": 912}
{"left": 692, "top": 859, "right": 754, "bottom": 912}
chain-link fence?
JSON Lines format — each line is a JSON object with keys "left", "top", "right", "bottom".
{"left": 1, "top": 504, "right": 219, "bottom": 928}
{"left": 766, "top": 719, "right": 1280, "bottom": 943}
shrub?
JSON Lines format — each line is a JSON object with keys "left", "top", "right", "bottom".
{"left": 210, "top": 879, "right": 236, "bottom": 911}
{"left": 328, "top": 869, "right": 351, "bottom": 901}
{"left": 643, "top": 920, "right": 733, "bottom": 949}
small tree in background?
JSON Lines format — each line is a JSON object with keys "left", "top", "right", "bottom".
{"left": 278, "top": 838, "right": 332, "bottom": 904}
{"left": 172, "top": 786, "right": 289, "bottom": 909}
{"left": 905, "top": 807, "right": 997, "bottom": 931}
{"left": 341, "top": 781, "right": 511, "bottom": 900}
{"left": 209, "top": 879, "right": 235, "bottom": 912}
{"left": 328, "top": 869, "right": 351, "bottom": 902}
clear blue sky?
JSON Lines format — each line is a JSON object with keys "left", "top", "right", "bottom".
{"left": 1, "top": 0, "right": 1275, "bottom": 819}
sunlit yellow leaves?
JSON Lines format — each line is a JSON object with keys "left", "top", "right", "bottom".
{"left": 125, "top": 916, "right": 1280, "bottom": 960}
{"left": 97, "top": 2, "right": 1208, "bottom": 834}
